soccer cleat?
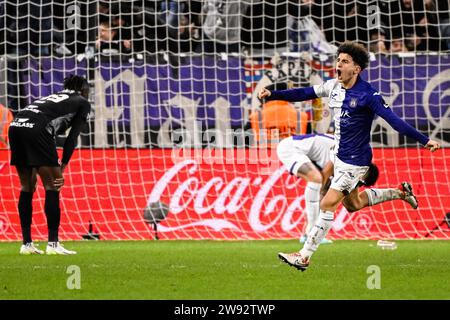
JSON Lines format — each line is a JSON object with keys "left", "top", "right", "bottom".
{"left": 299, "top": 235, "right": 333, "bottom": 244}
{"left": 46, "top": 242, "right": 77, "bottom": 255}
{"left": 320, "top": 238, "right": 333, "bottom": 244}
{"left": 278, "top": 252, "right": 310, "bottom": 271}
{"left": 400, "top": 182, "right": 418, "bottom": 209}
{"left": 20, "top": 242, "right": 44, "bottom": 255}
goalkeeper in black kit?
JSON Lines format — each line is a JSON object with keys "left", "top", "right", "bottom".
{"left": 8, "top": 75, "right": 91, "bottom": 255}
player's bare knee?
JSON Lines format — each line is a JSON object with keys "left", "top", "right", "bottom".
{"left": 310, "top": 172, "right": 323, "bottom": 184}
{"left": 44, "top": 183, "right": 59, "bottom": 192}
{"left": 343, "top": 201, "right": 358, "bottom": 213}
{"left": 342, "top": 198, "right": 361, "bottom": 213}
{"left": 320, "top": 198, "right": 339, "bottom": 212}
{"left": 20, "top": 180, "right": 37, "bottom": 193}
{"left": 20, "top": 185, "right": 35, "bottom": 193}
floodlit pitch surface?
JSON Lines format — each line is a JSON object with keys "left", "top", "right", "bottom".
{"left": 1, "top": 240, "right": 449, "bottom": 299}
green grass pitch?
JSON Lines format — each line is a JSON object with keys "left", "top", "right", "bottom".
{"left": 1, "top": 240, "right": 449, "bottom": 300}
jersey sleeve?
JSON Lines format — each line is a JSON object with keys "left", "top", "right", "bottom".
{"left": 368, "top": 93, "right": 429, "bottom": 145}
{"left": 267, "top": 86, "right": 318, "bottom": 102}
{"left": 61, "top": 100, "right": 91, "bottom": 165}
{"left": 266, "top": 79, "right": 336, "bottom": 102}
{"left": 312, "top": 79, "right": 336, "bottom": 98}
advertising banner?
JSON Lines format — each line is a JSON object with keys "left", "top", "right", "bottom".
{"left": 1, "top": 148, "right": 448, "bottom": 240}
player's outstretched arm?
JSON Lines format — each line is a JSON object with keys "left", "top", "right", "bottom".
{"left": 424, "top": 139, "right": 440, "bottom": 152}
{"left": 369, "top": 95, "right": 441, "bottom": 151}
{"left": 257, "top": 86, "right": 319, "bottom": 103}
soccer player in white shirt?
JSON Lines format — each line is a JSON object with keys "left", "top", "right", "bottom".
{"left": 277, "top": 134, "right": 335, "bottom": 244}
{"left": 259, "top": 41, "right": 440, "bottom": 271}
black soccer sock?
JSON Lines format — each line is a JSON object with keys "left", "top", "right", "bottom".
{"left": 45, "top": 190, "right": 61, "bottom": 243}
{"left": 18, "top": 191, "right": 33, "bottom": 245}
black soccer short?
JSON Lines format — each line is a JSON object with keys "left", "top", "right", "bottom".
{"left": 9, "top": 124, "right": 59, "bottom": 167}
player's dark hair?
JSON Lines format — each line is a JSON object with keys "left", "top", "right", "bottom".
{"left": 63, "top": 75, "right": 88, "bottom": 93}
{"left": 337, "top": 41, "right": 370, "bottom": 70}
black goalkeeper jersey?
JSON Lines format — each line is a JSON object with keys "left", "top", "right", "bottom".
{"left": 12, "top": 89, "right": 91, "bottom": 164}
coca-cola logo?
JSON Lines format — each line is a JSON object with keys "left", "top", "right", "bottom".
{"left": 147, "top": 160, "right": 308, "bottom": 233}
{"left": 353, "top": 213, "right": 373, "bottom": 234}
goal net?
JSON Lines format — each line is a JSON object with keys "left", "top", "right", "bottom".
{"left": 0, "top": 0, "right": 449, "bottom": 240}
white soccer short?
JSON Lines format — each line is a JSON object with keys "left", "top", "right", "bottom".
{"left": 330, "top": 157, "right": 369, "bottom": 194}
{"left": 276, "top": 138, "right": 312, "bottom": 175}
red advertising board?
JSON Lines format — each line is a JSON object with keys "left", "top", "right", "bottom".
{"left": 0, "top": 148, "right": 448, "bottom": 240}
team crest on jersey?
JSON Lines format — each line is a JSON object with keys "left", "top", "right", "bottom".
{"left": 350, "top": 98, "right": 358, "bottom": 108}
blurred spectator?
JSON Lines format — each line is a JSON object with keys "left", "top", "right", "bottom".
{"left": 380, "top": 0, "right": 442, "bottom": 51}
{"left": 98, "top": 1, "right": 109, "bottom": 15}
{"left": 122, "top": 1, "right": 197, "bottom": 55}
{"left": 7, "top": 0, "right": 53, "bottom": 56}
{"left": 52, "top": 0, "right": 97, "bottom": 56}
{"left": 95, "top": 18, "right": 131, "bottom": 54}
{"left": 109, "top": 3, "right": 133, "bottom": 40}
{"left": 404, "top": 32, "right": 423, "bottom": 51}
{"left": 415, "top": 0, "right": 442, "bottom": 50}
{"left": 369, "top": 29, "right": 389, "bottom": 54}
{"left": 160, "top": 0, "right": 186, "bottom": 30}
{"left": 131, "top": 5, "right": 167, "bottom": 54}
{"left": 429, "top": 0, "right": 450, "bottom": 50}
{"left": 199, "top": 0, "right": 251, "bottom": 54}
{"left": 321, "top": 0, "right": 370, "bottom": 46}
{"left": 242, "top": 0, "right": 311, "bottom": 55}
{"left": 390, "top": 37, "right": 408, "bottom": 53}
{"left": 382, "top": 0, "right": 417, "bottom": 38}
{"left": 160, "top": 0, "right": 199, "bottom": 54}
{"left": 289, "top": 1, "right": 327, "bottom": 52}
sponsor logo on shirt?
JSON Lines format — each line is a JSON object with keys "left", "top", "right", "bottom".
{"left": 340, "top": 110, "right": 350, "bottom": 118}
{"left": 23, "top": 105, "right": 41, "bottom": 113}
{"left": 10, "top": 118, "right": 35, "bottom": 128}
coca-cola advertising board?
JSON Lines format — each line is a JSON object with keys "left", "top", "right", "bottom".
{"left": 0, "top": 148, "right": 448, "bottom": 240}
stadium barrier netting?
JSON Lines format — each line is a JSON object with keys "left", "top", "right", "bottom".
{"left": 0, "top": 0, "right": 449, "bottom": 240}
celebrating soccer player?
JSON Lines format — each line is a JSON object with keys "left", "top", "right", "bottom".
{"left": 258, "top": 41, "right": 441, "bottom": 271}
{"left": 9, "top": 75, "right": 91, "bottom": 255}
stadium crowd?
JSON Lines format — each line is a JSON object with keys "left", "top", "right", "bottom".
{"left": 0, "top": 0, "right": 449, "bottom": 58}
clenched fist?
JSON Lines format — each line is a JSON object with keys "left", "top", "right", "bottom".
{"left": 258, "top": 88, "right": 271, "bottom": 100}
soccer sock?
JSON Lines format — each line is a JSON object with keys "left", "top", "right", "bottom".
{"left": 45, "top": 190, "right": 61, "bottom": 243}
{"left": 304, "top": 182, "right": 321, "bottom": 235}
{"left": 300, "top": 210, "right": 334, "bottom": 259}
{"left": 18, "top": 191, "right": 33, "bottom": 245}
{"left": 365, "top": 188, "right": 402, "bottom": 206}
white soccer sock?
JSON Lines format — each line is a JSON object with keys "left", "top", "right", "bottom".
{"left": 304, "top": 182, "right": 321, "bottom": 235}
{"left": 365, "top": 188, "right": 402, "bottom": 206}
{"left": 300, "top": 210, "right": 334, "bottom": 259}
